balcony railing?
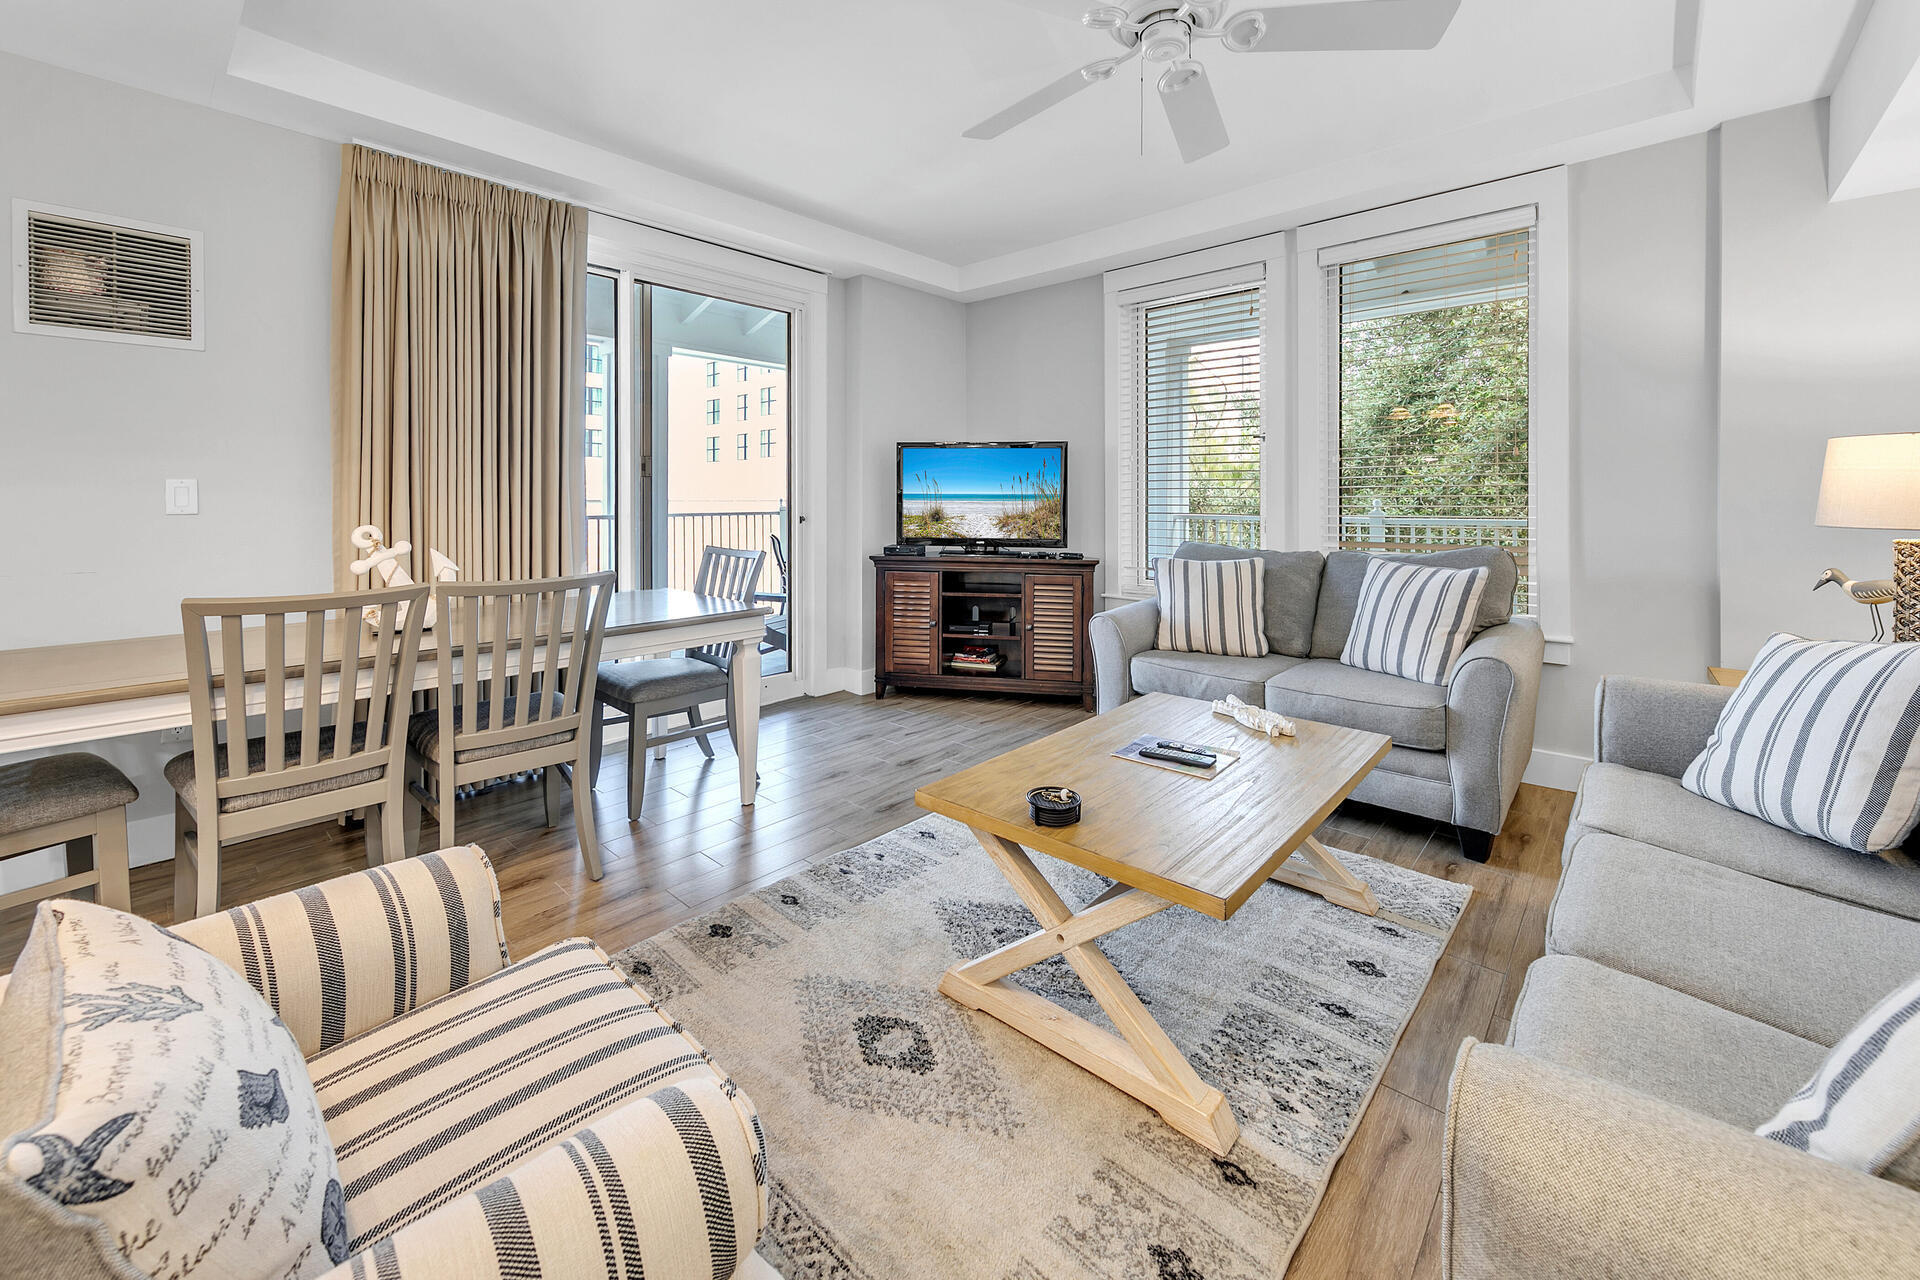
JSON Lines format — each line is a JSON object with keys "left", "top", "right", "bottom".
{"left": 667, "top": 508, "right": 786, "bottom": 594}
{"left": 1151, "top": 512, "right": 1261, "bottom": 556}
{"left": 1339, "top": 508, "right": 1530, "bottom": 608}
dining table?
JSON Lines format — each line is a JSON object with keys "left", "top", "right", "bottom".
{"left": 0, "top": 588, "right": 770, "bottom": 808}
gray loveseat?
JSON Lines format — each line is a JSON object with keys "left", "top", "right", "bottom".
{"left": 1088, "top": 543, "right": 1544, "bottom": 860}
{"left": 1442, "top": 676, "right": 1920, "bottom": 1276}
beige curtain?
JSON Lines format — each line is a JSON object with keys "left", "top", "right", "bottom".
{"left": 331, "top": 144, "right": 587, "bottom": 587}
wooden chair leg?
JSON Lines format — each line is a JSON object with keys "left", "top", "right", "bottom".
{"left": 572, "top": 747, "right": 604, "bottom": 881}
{"left": 688, "top": 705, "right": 717, "bottom": 759}
{"left": 627, "top": 720, "right": 648, "bottom": 822}
{"left": 432, "top": 758, "right": 455, "bottom": 850}
{"left": 172, "top": 795, "right": 219, "bottom": 922}
{"left": 542, "top": 765, "right": 565, "bottom": 828}
{"left": 403, "top": 762, "right": 423, "bottom": 857}
{"left": 94, "top": 810, "right": 131, "bottom": 912}
{"left": 364, "top": 803, "right": 387, "bottom": 866}
{"left": 589, "top": 704, "right": 607, "bottom": 787}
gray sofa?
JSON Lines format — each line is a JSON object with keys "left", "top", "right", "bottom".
{"left": 1088, "top": 543, "right": 1544, "bottom": 860}
{"left": 1442, "top": 676, "right": 1920, "bottom": 1277}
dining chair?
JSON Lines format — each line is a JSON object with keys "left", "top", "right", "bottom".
{"left": 760, "top": 532, "right": 790, "bottom": 655}
{"left": 168, "top": 583, "right": 429, "bottom": 920}
{"left": 406, "top": 572, "right": 616, "bottom": 878}
{"left": 590, "top": 546, "right": 764, "bottom": 822}
{"left": 0, "top": 753, "right": 137, "bottom": 914}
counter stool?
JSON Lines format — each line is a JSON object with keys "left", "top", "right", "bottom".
{"left": 0, "top": 753, "right": 137, "bottom": 913}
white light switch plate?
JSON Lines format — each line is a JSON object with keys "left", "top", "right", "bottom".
{"left": 165, "top": 478, "right": 198, "bottom": 515}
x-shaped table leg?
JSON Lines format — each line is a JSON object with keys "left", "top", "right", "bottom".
{"left": 938, "top": 827, "right": 1240, "bottom": 1155}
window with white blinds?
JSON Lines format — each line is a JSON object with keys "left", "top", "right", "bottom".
{"left": 1118, "top": 282, "right": 1263, "bottom": 593}
{"left": 1324, "top": 225, "right": 1534, "bottom": 611}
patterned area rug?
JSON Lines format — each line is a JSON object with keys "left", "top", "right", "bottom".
{"left": 611, "top": 814, "right": 1470, "bottom": 1280}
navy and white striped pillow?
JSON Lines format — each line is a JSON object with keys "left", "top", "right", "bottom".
{"left": 1681, "top": 634, "right": 1920, "bottom": 855}
{"left": 1339, "top": 557, "right": 1488, "bottom": 685}
{"left": 1758, "top": 971, "right": 1920, "bottom": 1190}
{"left": 1153, "top": 556, "right": 1269, "bottom": 657}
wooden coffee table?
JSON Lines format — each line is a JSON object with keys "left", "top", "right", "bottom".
{"left": 914, "top": 691, "right": 1391, "bottom": 1155}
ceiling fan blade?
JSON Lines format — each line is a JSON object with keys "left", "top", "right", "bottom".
{"left": 1233, "top": 0, "right": 1463, "bottom": 52}
{"left": 964, "top": 63, "right": 1103, "bottom": 140}
{"left": 1160, "top": 67, "right": 1229, "bottom": 163}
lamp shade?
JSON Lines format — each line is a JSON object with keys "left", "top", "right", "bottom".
{"left": 1814, "top": 433, "right": 1920, "bottom": 529}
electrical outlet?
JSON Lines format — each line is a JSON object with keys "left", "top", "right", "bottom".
{"left": 161, "top": 725, "right": 191, "bottom": 744}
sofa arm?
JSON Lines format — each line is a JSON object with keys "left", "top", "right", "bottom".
{"left": 317, "top": 1075, "right": 768, "bottom": 1280}
{"left": 1442, "top": 1041, "right": 1920, "bottom": 1279}
{"left": 1089, "top": 597, "right": 1161, "bottom": 713}
{"left": 170, "top": 845, "right": 509, "bottom": 1056}
{"left": 1444, "top": 617, "right": 1544, "bottom": 836}
{"left": 1592, "top": 675, "right": 1732, "bottom": 779}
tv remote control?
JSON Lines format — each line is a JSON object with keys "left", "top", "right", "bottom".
{"left": 1140, "top": 746, "right": 1218, "bottom": 768}
{"left": 1154, "top": 740, "right": 1216, "bottom": 758}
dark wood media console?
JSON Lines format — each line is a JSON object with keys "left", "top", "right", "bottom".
{"left": 871, "top": 554, "right": 1098, "bottom": 708}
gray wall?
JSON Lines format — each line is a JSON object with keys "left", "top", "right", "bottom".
{"left": 0, "top": 54, "right": 338, "bottom": 886}
{"left": 1717, "top": 100, "right": 1920, "bottom": 662}
{"left": 965, "top": 277, "right": 1108, "bottom": 602}
{"left": 1543, "top": 131, "right": 1721, "bottom": 759}
{"left": 0, "top": 52, "right": 339, "bottom": 651}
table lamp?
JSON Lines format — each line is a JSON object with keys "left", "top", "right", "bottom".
{"left": 1815, "top": 433, "right": 1920, "bottom": 641}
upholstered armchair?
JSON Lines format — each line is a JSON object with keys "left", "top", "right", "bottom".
{"left": 4, "top": 848, "right": 771, "bottom": 1280}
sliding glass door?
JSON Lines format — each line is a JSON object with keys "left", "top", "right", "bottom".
{"left": 585, "top": 269, "right": 795, "bottom": 682}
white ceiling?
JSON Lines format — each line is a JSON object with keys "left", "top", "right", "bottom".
{"left": 0, "top": 0, "right": 1882, "bottom": 297}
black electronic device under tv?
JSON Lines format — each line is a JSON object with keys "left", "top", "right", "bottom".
{"left": 896, "top": 441, "right": 1068, "bottom": 549}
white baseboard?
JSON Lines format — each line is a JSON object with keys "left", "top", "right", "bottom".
{"left": 824, "top": 666, "right": 875, "bottom": 696}
{"left": 1524, "top": 747, "right": 1589, "bottom": 792}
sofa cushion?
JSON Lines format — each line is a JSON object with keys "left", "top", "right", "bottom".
{"left": 311, "top": 936, "right": 729, "bottom": 1254}
{"left": 1130, "top": 650, "right": 1303, "bottom": 705}
{"left": 1264, "top": 659, "right": 1448, "bottom": 749}
{"left": 1511, "top": 955, "right": 1829, "bottom": 1130}
{"left": 0, "top": 900, "right": 348, "bottom": 1280}
{"left": 1310, "top": 547, "right": 1517, "bottom": 658}
{"left": 1758, "top": 970, "right": 1920, "bottom": 1190}
{"left": 1680, "top": 633, "right": 1920, "bottom": 857}
{"left": 1153, "top": 555, "right": 1269, "bottom": 656}
{"left": 1175, "top": 542, "right": 1324, "bottom": 658}
{"left": 1572, "top": 762, "right": 1920, "bottom": 921}
{"left": 1547, "top": 832, "right": 1920, "bottom": 1045}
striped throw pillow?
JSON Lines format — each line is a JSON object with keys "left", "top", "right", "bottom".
{"left": 1681, "top": 634, "right": 1920, "bottom": 855}
{"left": 1758, "top": 971, "right": 1920, "bottom": 1190}
{"left": 1153, "top": 556, "right": 1269, "bottom": 657}
{"left": 1339, "top": 557, "right": 1489, "bottom": 685}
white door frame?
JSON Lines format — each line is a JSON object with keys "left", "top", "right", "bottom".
{"left": 587, "top": 213, "right": 831, "bottom": 704}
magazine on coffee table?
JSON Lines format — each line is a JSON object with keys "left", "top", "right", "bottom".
{"left": 1111, "top": 735, "right": 1241, "bottom": 780}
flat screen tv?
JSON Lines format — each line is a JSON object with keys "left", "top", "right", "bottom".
{"left": 898, "top": 441, "right": 1068, "bottom": 548}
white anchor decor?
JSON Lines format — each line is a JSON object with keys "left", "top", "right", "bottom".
{"left": 347, "top": 525, "right": 458, "bottom": 631}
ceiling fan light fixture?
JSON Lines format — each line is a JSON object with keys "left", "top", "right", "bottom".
{"left": 1158, "top": 59, "right": 1205, "bottom": 93}
{"left": 1081, "top": 5, "right": 1130, "bottom": 30}
{"left": 1221, "top": 11, "right": 1267, "bottom": 53}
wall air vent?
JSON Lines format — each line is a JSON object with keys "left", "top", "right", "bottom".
{"left": 12, "top": 200, "right": 203, "bottom": 349}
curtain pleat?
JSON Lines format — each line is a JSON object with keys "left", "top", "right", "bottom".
{"left": 331, "top": 143, "right": 587, "bottom": 587}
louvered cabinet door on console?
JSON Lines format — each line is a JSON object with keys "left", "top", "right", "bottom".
{"left": 881, "top": 570, "right": 940, "bottom": 677}
{"left": 1024, "top": 573, "right": 1084, "bottom": 684}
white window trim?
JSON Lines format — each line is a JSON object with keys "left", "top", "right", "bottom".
{"left": 1292, "top": 170, "right": 1573, "bottom": 665}
{"left": 586, "top": 212, "right": 829, "bottom": 700}
{"left": 1103, "top": 232, "right": 1291, "bottom": 603}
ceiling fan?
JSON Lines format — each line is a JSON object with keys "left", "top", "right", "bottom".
{"left": 964, "top": 0, "right": 1463, "bottom": 163}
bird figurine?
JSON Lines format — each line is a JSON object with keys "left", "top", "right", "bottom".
{"left": 1814, "top": 568, "right": 1897, "bottom": 641}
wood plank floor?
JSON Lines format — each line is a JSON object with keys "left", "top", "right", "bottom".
{"left": 0, "top": 691, "right": 1573, "bottom": 1280}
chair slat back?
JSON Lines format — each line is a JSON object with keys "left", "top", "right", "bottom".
{"left": 179, "top": 585, "right": 428, "bottom": 808}
{"left": 431, "top": 573, "right": 616, "bottom": 760}
{"left": 690, "top": 546, "right": 764, "bottom": 668}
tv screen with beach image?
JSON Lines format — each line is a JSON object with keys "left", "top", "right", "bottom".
{"left": 899, "top": 444, "right": 1065, "bottom": 543}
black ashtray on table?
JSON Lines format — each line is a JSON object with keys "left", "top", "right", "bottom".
{"left": 1027, "top": 786, "right": 1082, "bottom": 827}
